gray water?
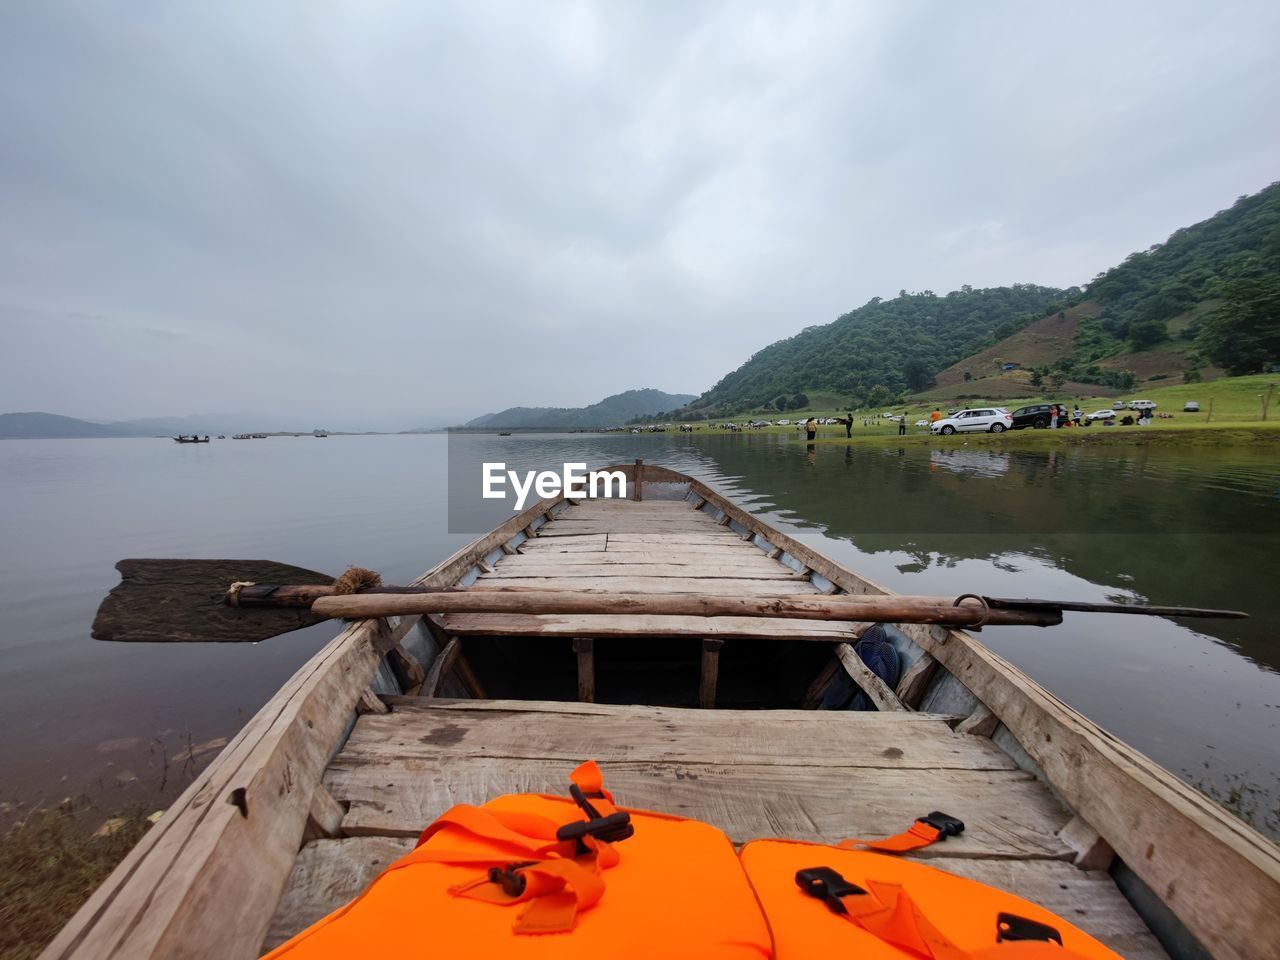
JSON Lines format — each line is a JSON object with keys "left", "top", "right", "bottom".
{"left": 0, "top": 434, "right": 1277, "bottom": 838}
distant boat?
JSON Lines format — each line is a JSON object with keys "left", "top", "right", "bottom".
{"left": 232, "top": 434, "right": 268, "bottom": 440}
{"left": 172, "top": 436, "right": 209, "bottom": 443}
{"left": 498, "top": 431, "right": 512, "bottom": 436}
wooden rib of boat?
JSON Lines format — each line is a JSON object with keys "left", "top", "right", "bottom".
{"left": 44, "top": 463, "right": 1279, "bottom": 960}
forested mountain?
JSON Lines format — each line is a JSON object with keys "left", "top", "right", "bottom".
{"left": 688, "top": 181, "right": 1280, "bottom": 415}
{"left": 689, "top": 285, "right": 1069, "bottom": 413}
{"left": 462, "top": 388, "right": 696, "bottom": 429}
{"left": 1078, "top": 181, "right": 1280, "bottom": 376}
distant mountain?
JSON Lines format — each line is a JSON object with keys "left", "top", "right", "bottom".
{"left": 0, "top": 412, "right": 128, "bottom": 438}
{"left": 460, "top": 388, "right": 697, "bottom": 430}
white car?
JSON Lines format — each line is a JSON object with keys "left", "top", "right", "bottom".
{"left": 881, "top": 412, "right": 897, "bottom": 418}
{"left": 1111, "top": 400, "right": 1127, "bottom": 410}
{"left": 776, "top": 419, "right": 791, "bottom": 425}
{"left": 1128, "top": 400, "right": 1157, "bottom": 411}
{"left": 929, "top": 408, "right": 1013, "bottom": 434}
{"left": 914, "top": 419, "right": 930, "bottom": 427}
{"left": 1086, "top": 409, "right": 1117, "bottom": 422}
{"left": 1183, "top": 401, "right": 1200, "bottom": 412}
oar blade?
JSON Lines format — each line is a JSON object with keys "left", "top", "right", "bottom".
{"left": 92, "top": 559, "right": 335, "bottom": 643}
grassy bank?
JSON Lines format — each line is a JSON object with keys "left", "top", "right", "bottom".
{"left": 1, "top": 803, "right": 152, "bottom": 960}
{"left": 815, "top": 422, "right": 1280, "bottom": 449}
{"left": 668, "top": 373, "right": 1279, "bottom": 431}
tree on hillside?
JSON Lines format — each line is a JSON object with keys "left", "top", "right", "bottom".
{"left": 774, "top": 394, "right": 788, "bottom": 411}
{"left": 1200, "top": 272, "right": 1280, "bottom": 374}
{"left": 903, "top": 358, "right": 935, "bottom": 392}
{"left": 1128, "top": 317, "right": 1168, "bottom": 350}
{"left": 1029, "top": 368, "right": 1044, "bottom": 388}
{"left": 791, "top": 393, "right": 809, "bottom": 409}
{"left": 866, "top": 384, "right": 891, "bottom": 409}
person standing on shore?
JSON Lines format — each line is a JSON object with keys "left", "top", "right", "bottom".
{"left": 805, "top": 416, "right": 818, "bottom": 441}
{"left": 897, "top": 413, "right": 907, "bottom": 436}
{"left": 1073, "top": 405, "right": 1082, "bottom": 427}
{"left": 930, "top": 408, "right": 942, "bottom": 425}
{"left": 1050, "top": 405, "right": 1059, "bottom": 429}
{"left": 838, "top": 414, "right": 853, "bottom": 439}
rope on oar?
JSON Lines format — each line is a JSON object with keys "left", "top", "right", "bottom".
{"left": 331, "top": 566, "right": 383, "bottom": 595}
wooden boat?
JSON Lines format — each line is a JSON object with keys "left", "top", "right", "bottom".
{"left": 45, "top": 463, "right": 1279, "bottom": 959}
{"left": 171, "top": 436, "right": 209, "bottom": 443}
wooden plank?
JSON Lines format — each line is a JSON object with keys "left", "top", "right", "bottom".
{"left": 262, "top": 837, "right": 416, "bottom": 953}
{"left": 491, "top": 551, "right": 778, "bottom": 568}
{"left": 800, "top": 655, "right": 843, "bottom": 709}
{"left": 517, "top": 535, "right": 608, "bottom": 553}
{"left": 835, "top": 642, "right": 907, "bottom": 711}
{"left": 540, "top": 525, "right": 738, "bottom": 539}
{"left": 896, "top": 651, "right": 939, "bottom": 707}
{"left": 328, "top": 758, "right": 1070, "bottom": 859}
{"left": 479, "top": 563, "right": 803, "bottom": 579}
{"left": 440, "top": 613, "right": 868, "bottom": 640}
{"left": 386, "top": 642, "right": 425, "bottom": 695}
{"left": 957, "top": 703, "right": 1000, "bottom": 737}
{"left": 573, "top": 637, "right": 594, "bottom": 703}
{"left": 420, "top": 637, "right": 459, "bottom": 698}
{"left": 603, "top": 541, "right": 765, "bottom": 555}
{"left": 339, "top": 701, "right": 1013, "bottom": 770}
{"left": 468, "top": 576, "right": 821, "bottom": 595}
{"left": 699, "top": 639, "right": 723, "bottom": 709}
{"left": 483, "top": 563, "right": 803, "bottom": 578}
{"left": 604, "top": 532, "right": 745, "bottom": 543}
{"left": 300, "top": 782, "right": 345, "bottom": 843}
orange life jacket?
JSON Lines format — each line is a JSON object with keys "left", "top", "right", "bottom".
{"left": 266, "top": 762, "right": 1122, "bottom": 960}
{"left": 741, "top": 839, "right": 1119, "bottom": 959}
{"left": 264, "top": 761, "right": 772, "bottom": 959}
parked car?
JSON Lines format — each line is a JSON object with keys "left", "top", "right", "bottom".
{"left": 929, "top": 408, "right": 1013, "bottom": 434}
{"left": 881, "top": 412, "right": 897, "bottom": 418}
{"left": 1111, "top": 401, "right": 1127, "bottom": 409}
{"left": 1183, "top": 401, "right": 1200, "bottom": 412}
{"left": 1128, "top": 400, "right": 1157, "bottom": 411}
{"left": 1009, "top": 403, "right": 1056, "bottom": 429}
{"left": 914, "top": 419, "right": 930, "bottom": 428}
{"left": 776, "top": 419, "right": 791, "bottom": 425}
{"left": 1086, "top": 409, "right": 1117, "bottom": 423}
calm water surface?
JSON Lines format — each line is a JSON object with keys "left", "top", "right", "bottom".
{"left": 0, "top": 434, "right": 1276, "bottom": 836}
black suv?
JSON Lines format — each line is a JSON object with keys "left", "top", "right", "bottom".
{"left": 1010, "top": 404, "right": 1055, "bottom": 429}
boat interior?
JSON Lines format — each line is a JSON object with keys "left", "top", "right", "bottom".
{"left": 47, "top": 463, "right": 1278, "bottom": 960}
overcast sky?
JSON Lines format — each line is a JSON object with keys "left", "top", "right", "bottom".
{"left": 1, "top": 1, "right": 1277, "bottom": 428}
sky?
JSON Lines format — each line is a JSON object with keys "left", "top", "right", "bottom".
{"left": 1, "top": 1, "right": 1277, "bottom": 430}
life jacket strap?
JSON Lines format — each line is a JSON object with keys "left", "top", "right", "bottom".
{"left": 796, "top": 866, "right": 1089, "bottom": 959}
{"left": 838, "top": 811, "right": 965, "bottom": 853}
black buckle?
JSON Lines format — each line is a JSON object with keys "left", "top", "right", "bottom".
{"left": 997, "top": 912, "right": 1063, "bottom": 945}
{"left": 487, "top": 861, "right": 535, "bottom": 897}
{"left": 569, "top": 782, "right": 606, "bottom": 820}
{"left": 556, "top": 810, "right": 634, "bottom": 855}
{"left": 918, "top": 811, "right": 965, "bottom": 838}
{"left": 795, "top": 866, "right": 866, "bottom": 915}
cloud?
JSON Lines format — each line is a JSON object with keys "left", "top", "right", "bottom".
{"left": 1, "top": 0, "right": 1277, "bottom": 426}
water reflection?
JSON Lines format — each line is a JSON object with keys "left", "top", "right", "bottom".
{"left": 0, "top": 434, "right": 1276, "bottom": 838}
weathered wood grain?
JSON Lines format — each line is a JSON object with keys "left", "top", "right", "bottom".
{"left": 261, "top": 837, "right": 415, "bottom": 953}
{"left": 439, "top": 612, "right": 867, "bottom": 639}
{"left": 468, "top": 576, "right": 821, "bottom": 595}
{"left": 328, "top": 757, "right": 1070, "bottom": 859}
{"left": 340, "top": 701, "right": 1009, "bottom": 770}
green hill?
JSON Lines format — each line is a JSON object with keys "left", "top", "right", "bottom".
{"left": 461, "top": 388, "right": 697, "bottom": 430}
{"left": 688, "top": 285, "right": 1069, "bottom": 415}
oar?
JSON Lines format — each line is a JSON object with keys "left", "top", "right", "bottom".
{"left": 90, "top": 559, "right": 1248, "bottom": 644}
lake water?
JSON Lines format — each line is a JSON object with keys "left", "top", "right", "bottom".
{"left": 0, "top": 434, "right": 1277, "bottom": 838}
